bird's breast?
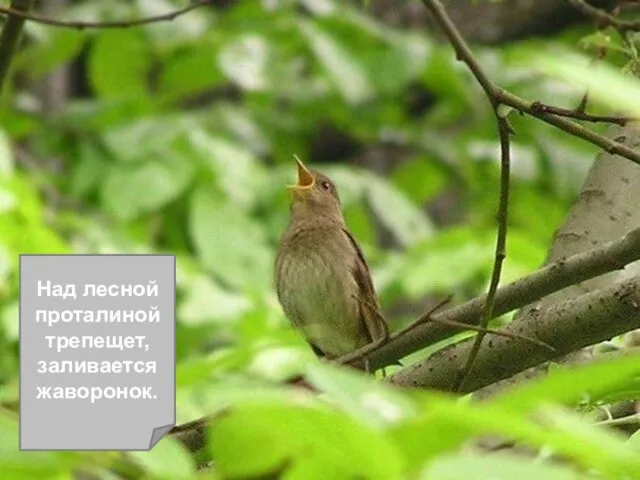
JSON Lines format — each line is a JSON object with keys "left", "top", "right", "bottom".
{"left": 275, "top": 228, "right": 364, "bottom": 357}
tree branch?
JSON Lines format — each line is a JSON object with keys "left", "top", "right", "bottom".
{"left": 419, "top": 0, "right": 514, "bottom": 392}
{"left": 457, "top": 117, "right": 512, "bottom": 391}
{"left": 565, "top": 0, "right": 640, "bottom": 33}
{"left": 388, "top": 276, "right": 640, "bottom": 391}
{"left": 420, "top": 0, "right": 640, "bottom": 167}
{"left": 0, "top": 0, "right": 213, "bottom": 30}
{"left": 530, "top": 101, "right": 634, "bottom": 126}
{"left": 359, "top": 226, "right": 640, "bottom": 371}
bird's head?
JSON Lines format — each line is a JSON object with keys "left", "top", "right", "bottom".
{"left": 287, "top": 156, "right": 344, "bottom": 225}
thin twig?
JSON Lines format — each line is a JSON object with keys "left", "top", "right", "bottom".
{"left": 499, "top": 87, "right": 640, "bottom": 166}
{"left": 420, "top": 0, "right": 640, "bottom": 167}
{"left": 0, "top": 0, "right": 34, "bottom": 93}
{"left": 339, "top": 291, "right": 555, "bottom": 368}
{"left": 595, "top": 413, "right": 640, "bottom": 427}
{"left": 429, "top": 317, "right": 556, "bottom": 351}
{"left": 363, "top": 224, "right": 640, "bottom": 371}
{"left": 0, "top": 0, "right": 213, "bottom": 30}
{"left": 530, "top": 101, "right": 633, "bottom": 126}
{"left": 388, "top": 277, "right": 640, "bottom": 392}
{"left": 565, "top": 0, "right": 640, "bottom": 33}
{"left": 457, "top": 117, "right": 512, "bottom": 391}
{"left": 337, "top": 296, "right": 452, "bottom": 366}
{"left": 393, "top": 295, "right": 453, "bottom": 338}
{"left": 420, "top": 0, "right": 513, "bottom": 392}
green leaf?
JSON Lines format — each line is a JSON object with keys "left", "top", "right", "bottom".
{"left": 218, "top": 34, "right": 270, "bottom": 91}
{"left": 160, "top": 42, "right": 223, "bottom": 98}
{"left": 537, "top": 407, "right": 640, "bottom": 478}
{"left": 491, "top": 353, "right": 640, "bottom": 413}
{"left": 102, "top": 117, "right": 185, "bottom": 163}
{"left": 89, "top": 29, "right": 151, "bottom": 99}
{"left": 423, "top": 453, "right": 581, "bottom": 480}
{"left": 135, "top": 0, "right": 209, "bottom": 47}
{"left": 304, "top": 363, "right": 418, "bottom": 427}
{"left": 188, "top": 131, "right": 268, "bottom": 209}
{"left": 101, "top": 156, "right": 193, "bottom": 220}
{"left": 366, "top": 175, "right": 434, "bottom": 248}
{"left": 178, "top": 274, "right": 251, "bottom": 325}
{"left": 129, "top": 437, "right": 195, "bottom": 479}
{"left": 532, "top": 51, "right": 640, "bottom": 115}
{"left": 629, "top": 428, "right": 640, "bottom": 451}
{"left": 209, "top": 402, "right": 403, "bottom": 480}
{"left": 343, "top": 202, "right": 375, "bottom": 246}
{"left": 391, "top": 157, "right": 447, "bottom": 205}
{"left": 579, "top": 29, "right": 629, "bottom": 55}
{"left": 0, "top": 129, "right": 14, "bottom": 175}
{"left": 324, "top": 167, "right": 433, "bottom": 247}
{"left": 390, "top": 412, "right": 476, "bottom": 473}
{"left": 70, "top": 142, "right": 109, "bottom": 197}
{"left": 398, "top": 393, "right": 640, "bottom": 477}
{"left": 15, "top": 29, "right": 85, "bottom": 78}
{"left": 1, "top": 302, "right": 18, "bottom": 341}
{"left": 189, "top": 187, "right": 272, "bottom": 291}
{"left": 298, "top": 19, "right": 374, "bottom": 105}
{"left": 0, "top": 414, "right": 83, "bottom": 479}
{"left": 400, "top": 227, "right": 494, "bottom": 297}
{"left": 0, "top": 176, "right": 69, "bottom": 256}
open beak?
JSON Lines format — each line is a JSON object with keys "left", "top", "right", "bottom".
{"left": 287, "top": 155, "right": 315, "bottom": 198}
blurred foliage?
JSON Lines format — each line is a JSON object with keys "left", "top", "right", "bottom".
{"left": 0, "top": 0, "right": 638, "bottom": 478}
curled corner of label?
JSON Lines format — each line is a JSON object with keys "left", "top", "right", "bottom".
{"left": 148, "top": 424, "right": 175, "bottom": 450}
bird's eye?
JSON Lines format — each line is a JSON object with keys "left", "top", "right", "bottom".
{"left": 321, "top": 181, "right": 331, "bottom": 191}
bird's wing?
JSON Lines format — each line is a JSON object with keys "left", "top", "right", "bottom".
{"left": 341, "top": 228, "right": 390, "bottom": 343}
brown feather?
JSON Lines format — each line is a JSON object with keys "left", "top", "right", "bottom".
{"left": 275, "top": 160, "right": 390, "bottom": 371}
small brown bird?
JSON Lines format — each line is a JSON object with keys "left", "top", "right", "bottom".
{"left": 275, "top": 157, "right": 389, "bottom": 370}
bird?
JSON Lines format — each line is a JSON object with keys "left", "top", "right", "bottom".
{"left": 275, "top": 156, "right": 389, "bottom": 371}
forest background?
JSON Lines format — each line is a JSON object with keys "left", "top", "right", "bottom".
{"left": 1, "top": 0, "right": 640, "bottom": 478}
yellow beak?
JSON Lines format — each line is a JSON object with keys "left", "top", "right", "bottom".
{"left": 288, "top": 155, "right": 315, "bottom": 197}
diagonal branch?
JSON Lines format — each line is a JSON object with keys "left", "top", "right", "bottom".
{"left": 420, "top": 0, "right": 640, "bottom": 166}
{"left": 387, "top": 276, "right": 640, "bottom": 392}
{"left": 0, "top": 0, "right": 213, "bottom": 30}
{"left": 529, "top": 101, "right": 634, "bottom": 126}
{"left": 361, "top": 226, "right": 640, "bottom": 370}
{"left": 564, "top": 0, "right": 640, "bottom": 33}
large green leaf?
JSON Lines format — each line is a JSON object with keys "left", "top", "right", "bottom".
{"left": 491, "top": 353, "right": 640, "bottom": 413}
{"left": 209, "top": 402, "right": 403, "bottom": 480}
{"left": 304, "top": 363, "right": 418, "bottom": 427}
{"left": 89, "top": 29, "right": 151, "bottom": 99}
{"left": 0, "top": 129, "right": 13, "bottom": 175}
{"left": 326, "top": 167, "right": 434, "bottom": 248}
{"left": 129, "top": 437, "right": 196, "bottom": 480}
{"left": 14, "top": 29, "right": 85, "bottom": 78}
{"left": 366, "top": 174, "right": 434, "bottom": 248}
{"left": 101, "top": 156, "right": 194, "bottom": 220}
{"left": 395, "top": 393, "right": 640, "bottom": 477}
{"left": 178, "top": 274, "right": 252, "bottom": 325}
{"left": 399, "top": 227, "right": 494, "bottom": 297}
{"left": 0, "top": 414, "right": 112, "bottom": 479}
{"left": 298, "top": 19, "right": 374, "bottom": 105}
{"left": 218, "top": 34, "right": 270, "bottom": 91}
{"left": 422, "top": 453, "right": 581, "bottom": 480}
{"left": 189, "top": 187, "right": 272, "bottom": 291}
{"left": 188, "top": 131, "right": 268, "bottom": 209}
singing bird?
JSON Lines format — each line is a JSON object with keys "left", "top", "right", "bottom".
{"left": 275, "top": 157, "right": 389, "bottom": 369}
